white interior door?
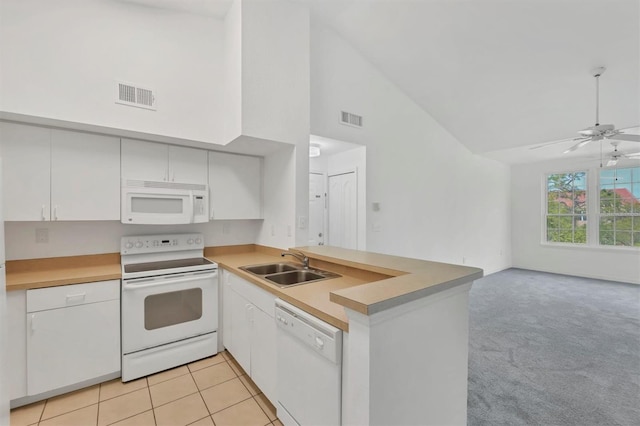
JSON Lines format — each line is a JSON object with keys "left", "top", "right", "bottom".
{"left": 309, "top": 172, "right": 326, "bottom": 245}
{"left": 328, "top": 171, "right": 357, "bottom": 249}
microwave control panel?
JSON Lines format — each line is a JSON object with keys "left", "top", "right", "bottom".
{"left": 120, "top": 233, "right": 204, "bottom": 255}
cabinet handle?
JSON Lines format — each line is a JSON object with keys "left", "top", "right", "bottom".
{"left": 53, "top": 205, "right": 58, "bottom": 221}
{"left": 66, "top": 293, "right": 86, "bottom": 304}
{"left": 30, "top": 314, "right": 36, "bottom": 332}
{"left": 246, "top": 304, "right": 254, "bottom": 324}
{"left": 41, "top": 205, "right": 46, "bottom": 221}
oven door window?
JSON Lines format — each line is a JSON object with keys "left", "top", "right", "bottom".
{"left": 131, "top": 196, "right": 184, "bottom": 214}
{"left": 144, "top": 288, "right": 203, "bottom": 330}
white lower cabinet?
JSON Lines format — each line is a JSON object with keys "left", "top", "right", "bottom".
{"left": 25, "top": 280, "right": 121, "bottom": 396}
{"left": 7, "top": 290, "right": 27, "bottom": 401}
{"left": 221, "top": 269, "right": 277, "bottom": 404}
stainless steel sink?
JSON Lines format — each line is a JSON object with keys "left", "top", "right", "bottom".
{"left": 265, "top": 270, "right": 326, "bottom": 286}
{"left": 241, "top": 262, "right": 301, "bottom": 275}
{"left": 239, "top": 262, "right": 341, "bottom": 287}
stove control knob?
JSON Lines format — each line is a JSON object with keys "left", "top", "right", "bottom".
{"left": 195, "top": 238, "right": 202, "bottom": 245}
{"left": 187, "top": 238, "right": 194, "bottom": 245}
{"left": 125, "top": 242, "right": 133, "bottom": 249}
{"left": 135, "top": 241, "right": 143, "bottom": 249}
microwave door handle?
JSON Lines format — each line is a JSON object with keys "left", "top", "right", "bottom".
{"left": 189, "top": 190, "right": 195, "bottom": 223}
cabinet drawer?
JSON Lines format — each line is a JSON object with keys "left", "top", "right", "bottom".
{"left": 227, "top": 272, "right": 275, "bottom": 317}
{"left": 27, "top": 280, "right": 120, "bottom": 313}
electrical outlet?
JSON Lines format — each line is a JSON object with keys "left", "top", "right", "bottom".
{"left": 271, "top": 225, "right": 275, "bottom": 236}
{"left": 36, "top": 228, "right": 49, "bottom": 244}
{"left": 297, "top": 216, "right": 307, "bottom": 229}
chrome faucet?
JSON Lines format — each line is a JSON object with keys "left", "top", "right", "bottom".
{"left": 281, "top": 250, "right": 309, "bottom": 269}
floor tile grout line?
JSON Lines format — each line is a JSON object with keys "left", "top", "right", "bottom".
{"left": 145, "top": 379, "right": 157, "bottom": 426}
{"left": 151, "top": 389, "right": 201, "bottom": 410}
{"left": 253, "top": 394, "right": 276, "bottom": 423}
{"left": 36, "top": 402, "right": 99, "bottom": 425}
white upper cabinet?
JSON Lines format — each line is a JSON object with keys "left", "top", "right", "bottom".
{"left": 50, "top": 130, "right": 120, "bottom": 221}
{"left": 0, "top": 122, "right": 51, "bottom": 221}
{"left": 121, "top": 139, "right": 169, "bottom": 182}
{"left": 169, "top": 145, "right": 208, "bottom": 185}
{"left": 208, "top": 152, "right": 262, "bottom": 220}
{"left": 0, "top": 123, "right": 119, "bottom": 221}
{"left": 122, "top": 139, "right": 207, "bottom": 185}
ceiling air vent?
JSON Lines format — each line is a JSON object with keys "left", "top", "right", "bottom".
{"left": 116, "top": 81, "right": 156, "bottom": 111}
{"left": 340, "top": 111, "right": 363, "bottom": 128}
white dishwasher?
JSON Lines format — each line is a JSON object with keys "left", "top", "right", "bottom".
{"left": 275, "top": 299, "right": 342, "bottom": 426}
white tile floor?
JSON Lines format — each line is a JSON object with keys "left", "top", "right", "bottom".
{"left": 10, "top": 351, "right": 281, "bottom": 426}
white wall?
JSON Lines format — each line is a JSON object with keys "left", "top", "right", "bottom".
{"left": 256, "top": 146, "right": 296, "bottom": 250}
{"left": 0, "top": 0, "right": 224, "bottom": 144}
{"left": 4, "top": 221, "right": 261, "bottom": 260}
{"left": 311, "top": 25, "right": 511, "bottom": 274}
{"left": 511, "top": 159, "right": 640, "bottom": 284}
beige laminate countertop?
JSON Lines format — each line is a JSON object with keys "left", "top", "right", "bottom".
{"left": 5, "top": 253, "right": 121, "bottom": 291}
{"left": 5, "top": 245, "right": 483, "bottom": 332}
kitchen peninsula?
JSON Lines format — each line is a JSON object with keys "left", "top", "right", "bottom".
{"left": 6, "top": 244, "right": 482, "bottom": 425}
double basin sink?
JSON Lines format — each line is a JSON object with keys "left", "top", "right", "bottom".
{"left": 239, "top": 262, "right": 341, "bottom": 288}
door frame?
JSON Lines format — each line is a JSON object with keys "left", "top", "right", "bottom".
{"left": 309, "top": 170, "right": 327, "bottom": 246}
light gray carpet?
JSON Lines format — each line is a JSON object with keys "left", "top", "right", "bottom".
{"left": 468, "top": 268, "right": 640, "bottom": 426}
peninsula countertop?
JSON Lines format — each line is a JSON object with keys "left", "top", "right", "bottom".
{"left": 5, "top": 245, "right": 483, "bottom": 332}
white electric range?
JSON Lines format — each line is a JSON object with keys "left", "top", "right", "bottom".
{"left": 120, "top": 233, "right": 218, "bottom": 382}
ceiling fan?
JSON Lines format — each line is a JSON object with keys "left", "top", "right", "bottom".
{"left": 605, "top": 141, "right": 640, "bottom": 167}
{"left": 531, "top": 67, "right": 640, "bottom": 152}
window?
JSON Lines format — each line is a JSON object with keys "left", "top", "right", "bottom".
{"left": 546, "top": 172, "right": 587, "bottom": 244}
{"left": 599, "top": 167, "right": 640, "bottom": 247}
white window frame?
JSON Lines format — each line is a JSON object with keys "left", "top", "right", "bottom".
{"left": 543, "top": 170, "right": 588, "bottom": 245}
{"left": 541, "top": 166, "right": 640, "bottom": 251}
{"left": 597, "top": 166, "right": 640, "bottom": 248}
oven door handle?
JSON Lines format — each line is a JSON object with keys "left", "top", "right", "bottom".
{"left": 122, "top": 271, "right": 218, "bottom": 291}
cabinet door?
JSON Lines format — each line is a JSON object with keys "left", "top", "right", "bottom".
{"left": 209, "top": 152, "right": 262, "bottom": 219}
{"left": 0, "top": 122, "right": 51, "bottom": 221}
{"left": 121, "top": 139, "right": 168, "bottom": 182}
{"left": 50, "top": 130, "right": 120, "bottom": 220}
{"left": 169, "top": 145, "right": 207, "bottom": 185}
{"left": 221, "top": 270, "right": 232, "bottom": 351}
{"left": 228, "top": 289, "right": 252, "bottom": 375}
{"left": 27, "top": 300, "right": 120, "bottom": 396}
{"left": 7, "top": 290, "right": 27, "bottom": 400}
{"left": 251, "top": 305, "right": 277, "bottom": 404}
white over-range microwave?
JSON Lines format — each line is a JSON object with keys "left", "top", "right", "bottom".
{"left": 121, "top": 179, "right": 209, "bottom": 224}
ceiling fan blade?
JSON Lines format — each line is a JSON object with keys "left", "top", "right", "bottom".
{"left": 625, "top": 152, "right": 640, "bottom": 158}
{"left": 563, "top": 138, "right": 592, "bottom": 153}
{"left": 608, "top": 134, "right": 640, "bottom": 143}
{"left": 529, "top": 137, "right": 578, "bottom": 150}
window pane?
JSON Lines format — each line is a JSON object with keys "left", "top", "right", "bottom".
{"left": 600, "top": 231, "right": 614, "bottom": 245}
{"left": 546, "top": 172, "right": 587, "bottom": 244}
{"left": 574, "top": 190, "right": 587, "bottom": 214}
{"left": 633, "top": 217, "right": 640, "bottom": 232}
{"left": 615, "top": 216, "right": 633, "bottom": 231}
{"left": 614, "top": 231, "right": 633, "bottom": 246}
{"left": 547, "top": 200, "right": 561, "bottom": 214}
{"left": 633, "top": 232, "right": 640, "bottom": 246}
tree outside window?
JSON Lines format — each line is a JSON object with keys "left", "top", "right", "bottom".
{"left": 546, "top": 172, "right": 587, "bottom": 244}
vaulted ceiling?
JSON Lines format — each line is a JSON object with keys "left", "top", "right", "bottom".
{"left": 121, "top": 0, "right": 640, "bottom": 163}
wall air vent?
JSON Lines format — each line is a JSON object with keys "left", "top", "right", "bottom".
{"left": 116, "top": 81, "right": 157, "bottom": 111}
{"left": 340, "top": 111, "right": 363, "bottom": 128}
